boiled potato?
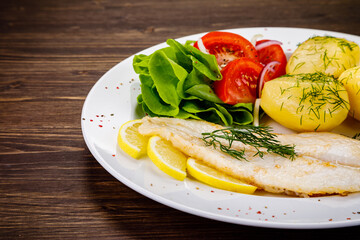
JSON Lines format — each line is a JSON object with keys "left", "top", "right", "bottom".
{"left": 339, "top": 66, "right": 360, "bottom": 121}
{"left": 286, "top": 36, "right": 359, "bottom": 78}
{"left": 261, "top": 73, "right": 350, "bottom": 132}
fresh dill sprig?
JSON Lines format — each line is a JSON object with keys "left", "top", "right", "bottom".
{"left": 201, "top": 126, "right": 297, "bottom": 161}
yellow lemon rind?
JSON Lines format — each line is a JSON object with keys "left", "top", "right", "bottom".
{"left": 147, "top": 136, "right": 187, "bottom": 181}
{"left": 117, "top": 119, "right": 148, "bottom": 159}
{"left": 187, "top": 158, "right": 257, "bottom": 194}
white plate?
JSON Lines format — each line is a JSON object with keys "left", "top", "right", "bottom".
{"left": 81, "top": 27, "right": 360, "bottom": 229}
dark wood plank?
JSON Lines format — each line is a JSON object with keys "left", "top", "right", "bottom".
{"left": 1, "top": 0, "right": 360, "bottom": 238}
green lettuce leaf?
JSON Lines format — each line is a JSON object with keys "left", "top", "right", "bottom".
{"left": 149, "top": 50, "right": 187, "bottom": 107}
{"left": 133, "top": 39, "right": 254, "bottom": 126}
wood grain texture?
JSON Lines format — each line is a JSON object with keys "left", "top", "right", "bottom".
{"left": 1, "top": 0, "right": 360, "bottom": 239}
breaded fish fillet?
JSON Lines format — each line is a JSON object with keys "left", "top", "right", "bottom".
{"left": 138, "top": 117, "right": 360, "bottom": 197}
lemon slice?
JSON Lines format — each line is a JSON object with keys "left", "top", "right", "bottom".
{"left": 117, "top": 119, "right": 149, "bottom": 159}
{"left": 187, "top": 158, "right": 257, "bottom": 194}
{"left": 147, "top": 136, "right": 187, "bottom": 181}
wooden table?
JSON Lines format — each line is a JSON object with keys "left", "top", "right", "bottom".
{"left": 1, "top": 0, "right": 360, "bottom": 238}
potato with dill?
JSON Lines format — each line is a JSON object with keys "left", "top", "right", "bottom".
{"left": 260, "top": 73, "right": 350, "bottom": 132}
{"left": 286, "top": 36, "right": 359, "bottom": 78}
{"left": 339, "top": 66, "right": 360, "bottom": 121}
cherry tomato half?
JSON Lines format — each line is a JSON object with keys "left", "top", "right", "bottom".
{"left": 213, "top": 57, "right": 263, "bottom": 105}
{"left": 194, "top": 31, "right": 259, "bottom": 67}
{"left": 256, "top": 39, "right": 287, "bottom": 81}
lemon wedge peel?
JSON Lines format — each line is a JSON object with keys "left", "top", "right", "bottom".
{"left": 117, "top": 119, "right": 149, "bottom": 159}
{"left": 187, "top": 158, "right": 257, "bottom": 194}
{"left": 147, "top": 135, "right": 187, "bottom": 181}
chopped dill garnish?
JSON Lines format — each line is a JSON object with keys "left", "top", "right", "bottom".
{"left": 353, "top": 133, "right": 360, "bottom": 140}
{"left": 280, "top": 87, "right": 285, "bottom": 95}
{"left": 307, "top": 35, "right": 358, "bottom": 52}
{"left": 295, "top": 72, "right": 334, "bottom": 83}
{"left": 278, "top": 73, "right": 349, "bottom": 131}
{"left": 337, "top": 39, "right": 358, "bottom": 52}
{"left": 297, "top": 105, "right": 304, "bottom": 114}
{"left": 201, "top": 126, "right": 297, "bottom": 161}
{"left": 322, "top": 49, "right": 332, "bottom": 70}
{"left": 293, "top": 62, "right": 305, "bottom": 72}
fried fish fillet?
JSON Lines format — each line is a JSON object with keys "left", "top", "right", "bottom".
{"left": 138, "top": 117, "right": 360, "bottom": 197}
{"left": 276, "top": 132, "right": 360, "bottom": 168}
